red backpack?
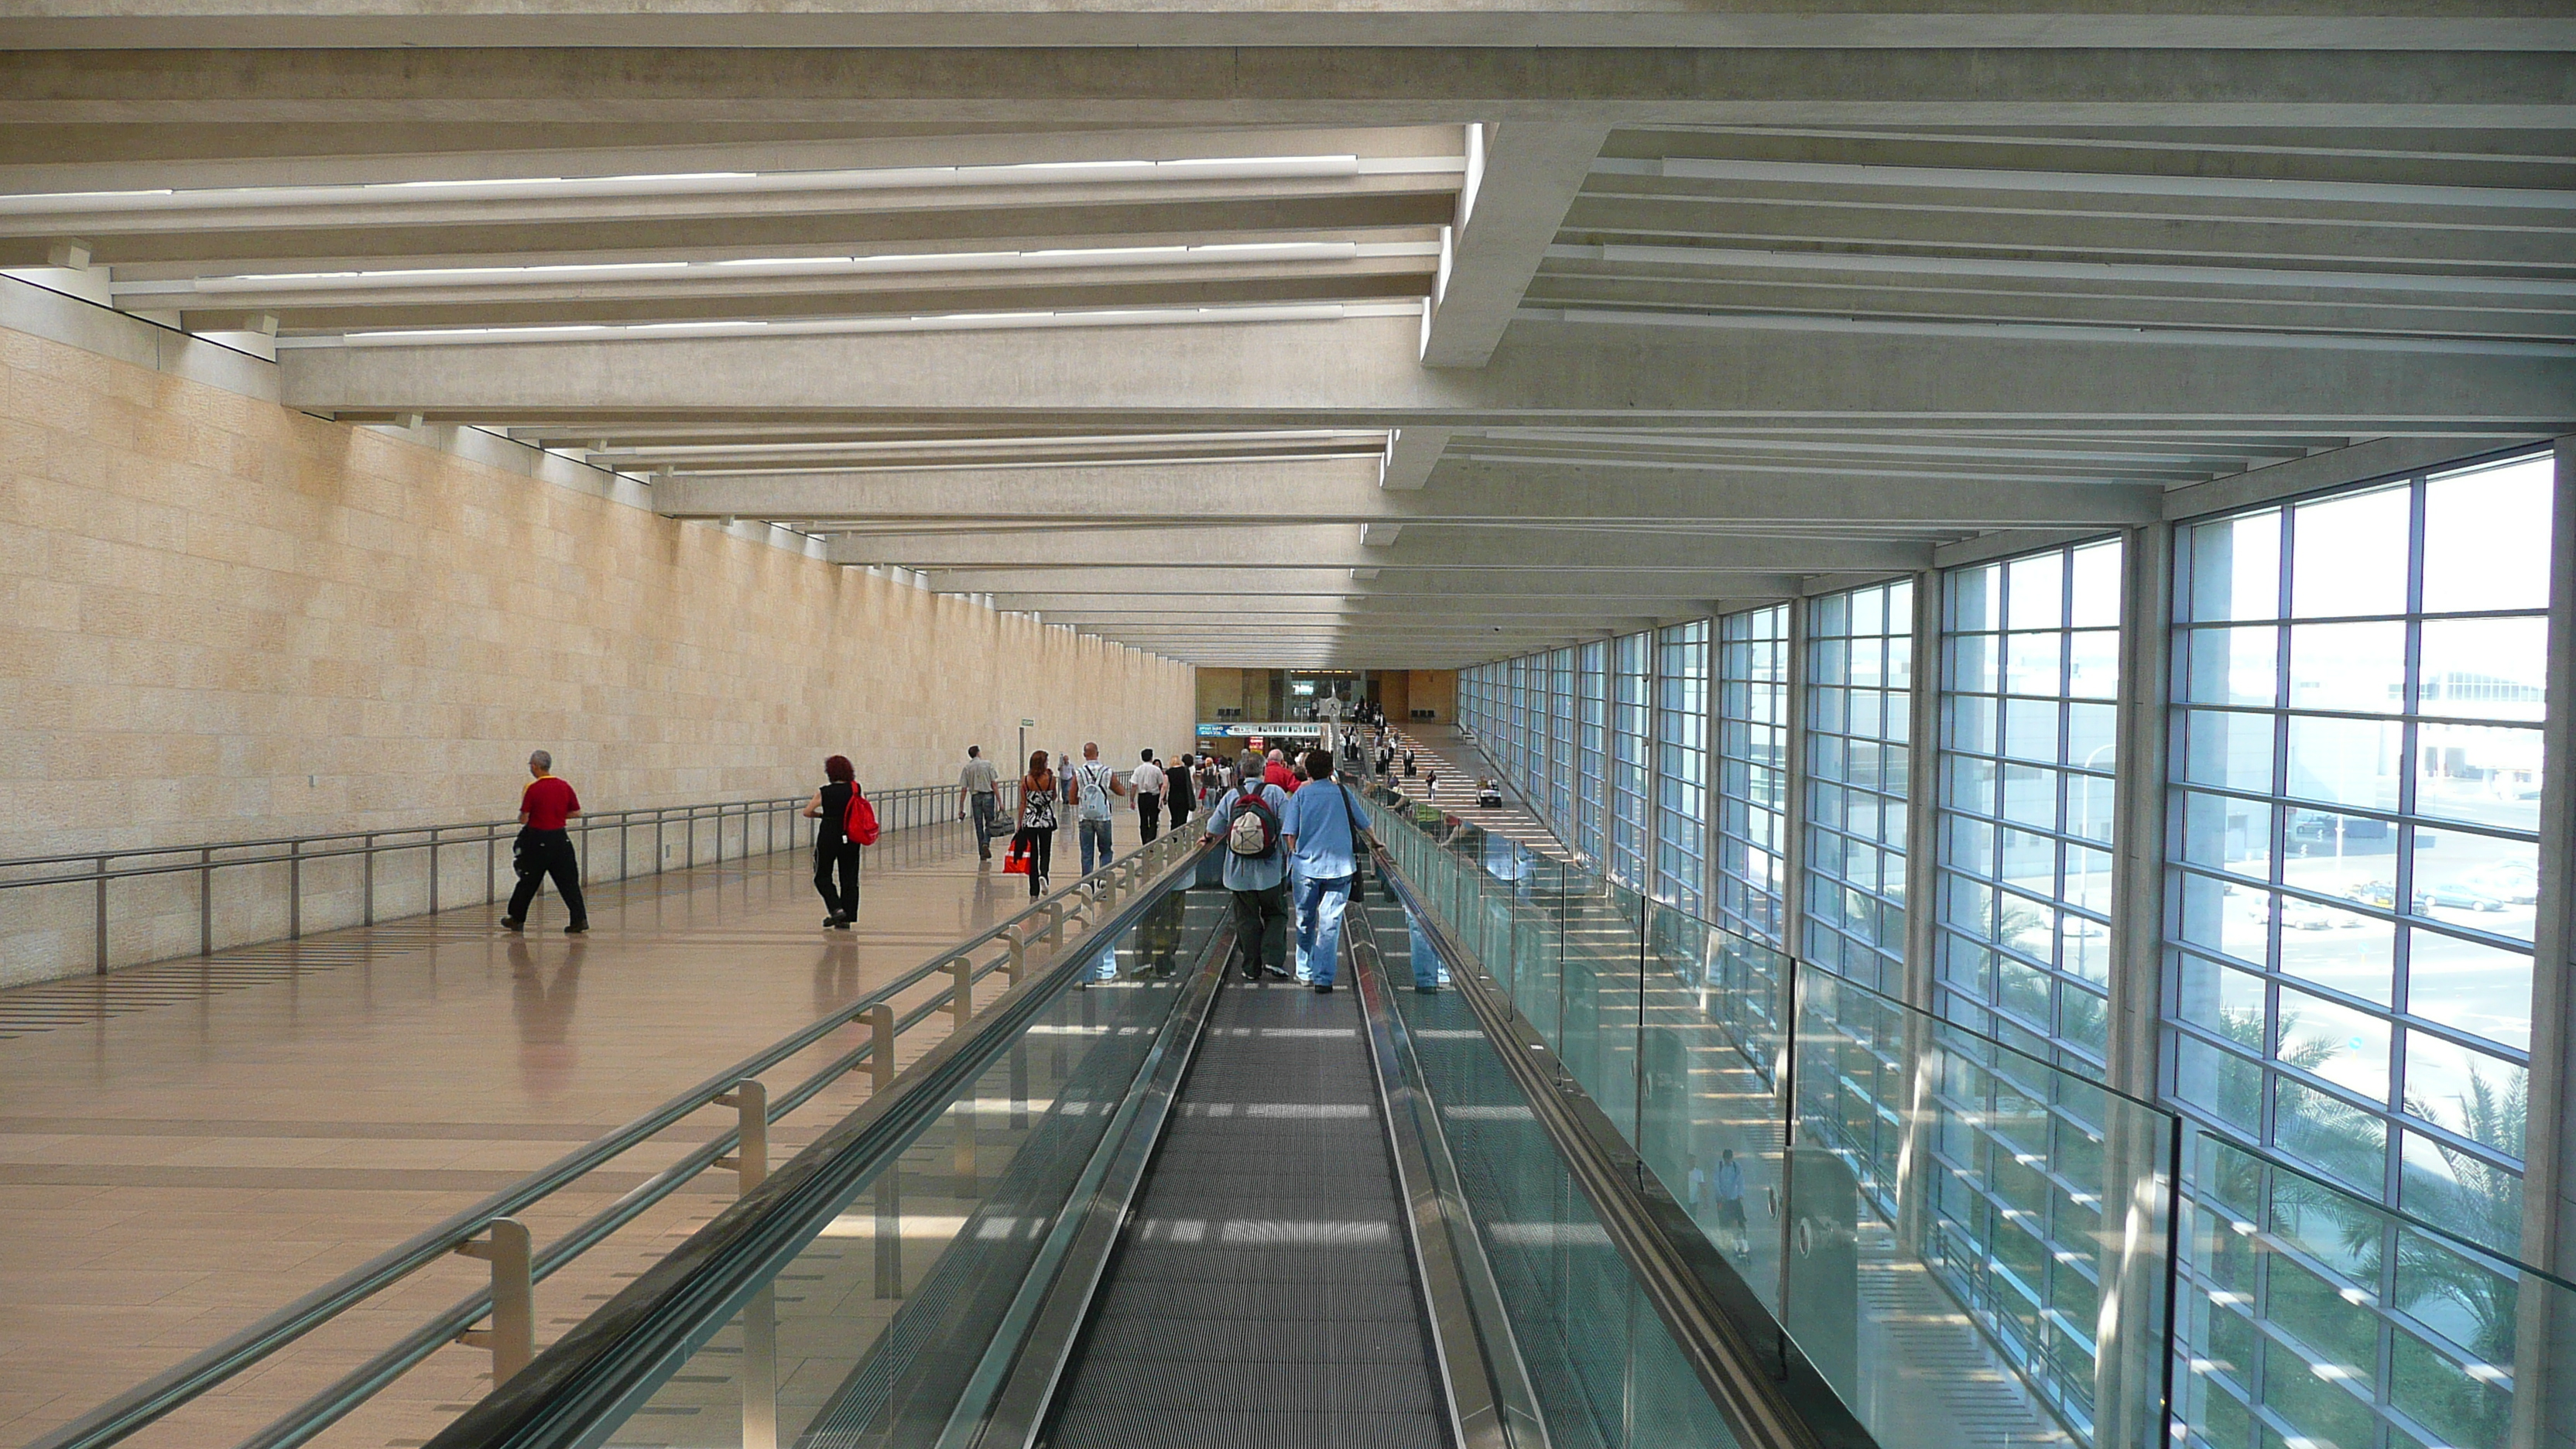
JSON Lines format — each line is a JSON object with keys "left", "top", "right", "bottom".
{"left": 844, "top": 786, "right": 880, "bottom": 846}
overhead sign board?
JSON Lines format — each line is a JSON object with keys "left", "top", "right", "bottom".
{"left": 1194, "top": 721, "right": 1327, "bottom": 738}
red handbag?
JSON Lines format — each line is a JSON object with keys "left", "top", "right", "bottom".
{"left": 1002, "top": 834, "right": 1032, "bottom": 875}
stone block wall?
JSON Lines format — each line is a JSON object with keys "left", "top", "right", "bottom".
{"left": 0, "top": 307, "right": 1195, "bottom": 984}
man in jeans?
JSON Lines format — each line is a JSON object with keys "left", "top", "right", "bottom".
{"left": 1202, "top": 774, "right": 1293, "bottom": 981}
{"left": 1279, "top": 748, "right": 1366, "bottom": 994}
{"left": 503, "top": 749, "right": 589, "bottom": 934}
{"left": 1065, "top": 742, "right": 1129, "bottom": 875}
{"left": 957, "top": 745, "right": 1002, "bottom": 862}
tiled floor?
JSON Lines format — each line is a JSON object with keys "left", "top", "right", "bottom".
{"left": 0, "top": 816, "right": 1065, "bottom": 1449}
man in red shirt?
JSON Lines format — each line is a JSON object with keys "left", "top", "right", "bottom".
{"left": 1262, "top": 748, "right": 1300, "bottom": 794}
{"left": 504, "top": 750, "right": 589, "bottom": 933}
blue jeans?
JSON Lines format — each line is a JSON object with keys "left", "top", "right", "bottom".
{"left": 1297, "top": 872, "right": 1357, "bottom": 985}
{"left": 1409, "top": 916, "right": 1444, "bottom": 990}
{"left": 1078, "top": 817, "right": 1114, "bottom": 875}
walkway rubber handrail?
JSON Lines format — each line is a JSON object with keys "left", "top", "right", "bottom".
{"left": 418, "top": 834, "right": 1213, "bottom": 1449}
{"left": 23, "top": 825, "right": 1196, "bottom": 1449}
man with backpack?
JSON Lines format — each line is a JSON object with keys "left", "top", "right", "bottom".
{"left": 1202, "top": 771, "right": 1293, "bottom": 981}
{"left": 1065, "top": 742, "right": 1130, "bottom": 876}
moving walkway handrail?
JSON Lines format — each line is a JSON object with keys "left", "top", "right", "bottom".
{"left": 26, "top": 825, "right": 1196, "bottom": 1449}
{"left": 422, "top": 831, "right": 1215, "bottom": 1449}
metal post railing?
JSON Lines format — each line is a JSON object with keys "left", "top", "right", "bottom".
{"left": 22, "top": 826, "right": 1211, "bottom": 1449}
{"left": 2, "top": 784, "right": 1024, "bottom": 981}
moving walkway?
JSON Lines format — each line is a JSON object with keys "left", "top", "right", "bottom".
{"left": 416, "top": 827, "right": 1837, "bottom": 1449}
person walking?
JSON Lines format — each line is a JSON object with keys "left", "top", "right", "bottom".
{"left": 502, "top": 749, "right": 589, "bottom": 934}
{"left": 1012, "top": 750, "right": 1060, "bottom": 898}
{"left": 1132, "top": 748, "right": 1166, "bottom": 844}
{"left": 1712, "top": 1147, "right": 1750, "bottom": 1254}
{"left": 1066, "top": 742, "right": 1129, "bottom": 875}
{"left": 1262, "top": 748, "right": 1297, "bottom": 793}
{"left": 1202, "top": 772, "right": 1293, "bottom": 981}
{"left": 1164, "top": 752, "right": 1196, "bottom": 833}
{"left": 957, "top": 745, "right": 1002, "bottom": 862}
{"left": 1280, "top": 748, "right": 1372, "bottom": 994}
{"left": 803, "top": 754, "right": 863, "bottom": 928}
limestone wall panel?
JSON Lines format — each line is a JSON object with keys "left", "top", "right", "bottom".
{"left": 0, "top": 321, "right": 1195, "bottom": 985}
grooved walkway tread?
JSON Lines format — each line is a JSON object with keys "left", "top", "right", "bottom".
{"left": 1044, "top": 973, "right": 1445, "bottom": 1449}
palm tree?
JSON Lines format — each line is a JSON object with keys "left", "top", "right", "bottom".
{"left": 2324, "top": 1073, "right": 2526, "bottom": 1449}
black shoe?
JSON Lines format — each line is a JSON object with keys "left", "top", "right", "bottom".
{"left": 1262, "top": 964, "right": 1293, "bottom": 981}
{"left": 500, "top": 917, "right": 523, "bottom": 932}
{"left": 833, "top": 915, "right": 855, "bottom": 930}
{"left": 1414, "top": 985, "right": 1439, "bottom": 994}
{"left": 824, "top": 915, "right": 841, "bottom": 927}
{"left": 564, "top": 923, "right": 587, "bottom": 935}
{"left": 1313, "top": 982, "right": 1334, "bottom": 995}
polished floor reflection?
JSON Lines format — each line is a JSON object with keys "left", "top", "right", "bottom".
{"left": 0, "top": 818, "right": 1040, "bottom": 1449}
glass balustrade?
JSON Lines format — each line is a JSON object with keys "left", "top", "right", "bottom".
{"left": 1358, "top": 785, "right": 2573, "bottom": 1449}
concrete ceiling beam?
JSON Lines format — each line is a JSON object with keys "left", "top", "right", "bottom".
{"left": 942, "top": 567, "right": 1807, "bottom": 597}
{"left": 1557, "top": 194, "right": 2576, "bottom": 272}
{"left": 653, "top": 459, "right": 2163, "bottom": 526}
{"left": 9, "top": 48, "right": 2570, "bottom": 128}
{"left": 0, "top": 194, "right": 1456, "bottom": 272}
{"left": 937, "top": 559, "right": 1803, "bottom": 593}
{"left": 1420, "top": 123, "right": 1609, "bottom": 368}
{"left": 9, "top": 10, "right": 2572, "bottom": 50}
{"left": 280, "top": 313, "right": 2576, "bottom": 430}
{"left": 0, "top": 122, "right": 1474, "bottom": 200}
{"left": 0, "top": 169, "right": 1464, "bottom": 240}
{"left": 973, "top": 594, "right": 1762, "bottom": 615}
{"left": 828, "top": 524, "right": 1932, "bottom": 570}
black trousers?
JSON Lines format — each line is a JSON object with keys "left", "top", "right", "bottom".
{"left": 1136, "top": 792, "right": 1162, "bottom": 842}
{"left": 814, "top": 839, "right": 862, "bottom": 919}
{"left": 506, "top": 830, "right": 588, "bottom": 927}
{"left": 1228, "top": 881, "right": 1292, "bottom": 977}
{"left": 1016, "top": 826, "right": 1055, "bottom": 896}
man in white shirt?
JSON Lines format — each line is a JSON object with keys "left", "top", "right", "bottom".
{"left": 1131, "top": 748, "right": 1167, "bottom": 843}
{"left": 1065, "top": 742, "right": 1129, "bottom": 876}
{"left": 957, "top": 745, "right": 1002, "bottom": 862}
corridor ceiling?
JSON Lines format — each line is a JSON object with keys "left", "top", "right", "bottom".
{"left": 2, "top": 16, "right": 2571, "bottom": 669}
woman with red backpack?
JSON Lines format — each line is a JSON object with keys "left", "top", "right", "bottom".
{"left": 801, "top": 754, "right": 874, "bottom": 929}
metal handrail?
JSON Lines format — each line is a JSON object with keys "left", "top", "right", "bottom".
{"left": 29, "top": 824, "right": 1201, "bottom": 1449}
{"left": 0, "top": 781, "right": 1017, "bottom": 975}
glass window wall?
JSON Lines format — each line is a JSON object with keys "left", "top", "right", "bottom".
{"left": 1550, "top": 646, "right": 1577, "bottom": 826}
{"left": 2164, "top": 450, "right": 2553, "bottom": 1449}
{"left": 1611, "top": 631, "right": 1653, "bottom": 889}
{"left": 1938, "top": 539, "right": 2125, "bottom": 1068}
{"left": 1804, "top": 579, "right": 1916, "bottom": 995}
{"left": 1655, "top": 620, "right": 1712, "bottom": 912}
{"left": 1577, "top": 641, "right": 1608, "bottom": 860}
{"left": 1715, "top": 605, "right": 1791, "bottom": 946}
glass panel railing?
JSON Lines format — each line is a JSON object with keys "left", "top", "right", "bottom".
{"left": 1361, "top": 783, "right": 2576, "bottom": 1449}
{"left": 2171, "top": 1128, "right": 2571, "bottom": 1449}
{"left": 539, "top": 886, "right": 1222, "bottom": 1448}
{"left": 1374, "top": 886, "right": 1744, "bottom": 1449}
{"left": 1786, "top": 966, "right": 2180, "bottom": 1449}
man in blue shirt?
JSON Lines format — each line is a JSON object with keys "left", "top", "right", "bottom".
{"left": 1280, "top": 749, "right": 1368, "bottom": 994}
